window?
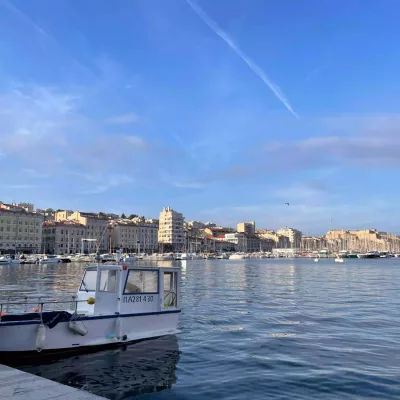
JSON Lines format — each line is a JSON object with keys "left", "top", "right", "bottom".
{"left": 80, "top": 269, "right": 97, "bottom": 291}
{"left": 124, "top": 270, "right": 158, "bottom": 294}
{"left": 99, "top": 270, "right": 117, "bottom": 292}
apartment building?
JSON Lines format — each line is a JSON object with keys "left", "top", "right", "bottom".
{"left": 158, "top": 207, "right": 185, "bottom": 251}
{"left": 256, "top": 229, "right": 290, "bottom": 248}
{"left": 54, "top": 210, "right": 110, "bottom": 252}
{"left": 42, "top": 220, "right": 86, "bottom": 254}
{"left": 203, "top": 226, "right": 235, "bottom": 237}
{"left": 277, "top": 227, "right": 302, "bottom": 248}
{"left": 0, "top": 204, "right": 43, "bottom": 254}
{"left": 237, "top": 221, "right": 256, "bottom": 234}
{"left": 112, "top": 218, "right": 159, "bottom": 253}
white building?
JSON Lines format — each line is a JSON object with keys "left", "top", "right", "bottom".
{"left": 158, "top": 207, "right": 185, "bottom": 251}
{"left": 277, "top": 227, "right": 302, "bottom": 248}
{"left": 112, "top": 218, "right": 159, "bottom": 253}
{"left": 225, "top": 233, "right": 246, "bottom": 252}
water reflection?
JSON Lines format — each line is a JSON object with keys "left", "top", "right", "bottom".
{"left": 15, "top": 335, "right": 180, "bottom": 400}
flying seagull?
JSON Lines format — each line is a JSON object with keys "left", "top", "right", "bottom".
{"left": 285, "top": 202, "right": 290, "bottom": 206}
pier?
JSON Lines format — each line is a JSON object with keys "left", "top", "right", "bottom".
{"left": 0, "top": 364, "right": 105, "bottom": 399}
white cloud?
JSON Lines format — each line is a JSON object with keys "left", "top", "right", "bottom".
{"left": 125, "top": 135, "right": 147, "bottom": 148}
{"left": 173, "top": 181, "right": 204, "bottom": 189}
{"left": 4, "top": 184, "right": 36, "bottom": 189}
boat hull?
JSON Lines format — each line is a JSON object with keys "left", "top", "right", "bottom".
{"left": 0, "top": 310, "right": 180, "bottom": 354}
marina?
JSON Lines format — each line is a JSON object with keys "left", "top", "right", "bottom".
{"left": 1, "top": 258, "right": 400, "bottom": 399}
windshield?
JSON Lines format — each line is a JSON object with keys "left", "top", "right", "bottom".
{"left": 80, "top": 269, "right": 97, "bottom": 291}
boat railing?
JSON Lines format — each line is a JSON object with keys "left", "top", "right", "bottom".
{"left": 0, "top": 296, "right": 88, "bottom": 321}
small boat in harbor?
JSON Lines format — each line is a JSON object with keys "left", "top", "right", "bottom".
{"left": 335, "top": 257, "right": 344, "bottom": 263}
{"left": 0, "top": 261, "right": 181, "bottom": 358}
{"left": 175, "top": 253, "right": 189, "bottom": 260}
{"left": 39, "top": 255, "right": 62, "bottom": 264}
{"left": 314, "top": 258, "right": 319, "bottom": 262}
{"left": 229, "top": 253, "right": 246, "bottom": 260}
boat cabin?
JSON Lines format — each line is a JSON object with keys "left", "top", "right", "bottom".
{"left": 76, "top": 264, "right": 180, "bottom": 316}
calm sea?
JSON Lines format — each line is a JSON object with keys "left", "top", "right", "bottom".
{"left": 1, "top": 258, "right": 400, "bottom": 400}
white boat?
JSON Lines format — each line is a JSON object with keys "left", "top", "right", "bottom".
{"left": 69, "top": 254, "right": 93, "bottom": 263}
{"left": 314, "top": 258, "right": 319, "bottom": 262}
{"left": 39, "top": 255, "right": 62, "bottom": 264}
{"left": 155, "top": 253, "right": 173, "bottom": 261}
{"left": 189, "top": 253, "right": 203, "bottom": 260}
{"left": 229, "top": 253, "right": 245, "bottom": 260}
{"left": 0, "top": 263, "right": 181, "bottom": 356}
{"left": 0, "top": 257, "right": 10, "bottom": 265}
{"left": 216, "top": 253, "right": 229, "bottom": 259}
{"left": 335, "top": 257, "right": 344, "bottom": 263}
{"left": 175, "top": 253, "right": 189, "bottom": 260}
{"left": 122, "top": 255, "right": 137, "bottom": 263}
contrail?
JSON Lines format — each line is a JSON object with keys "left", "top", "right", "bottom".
{"left": 1, "top": 0, "right": 94, "bottom": 78}
{"left": 185, "top": 0, "right": 298, "bottom": 118}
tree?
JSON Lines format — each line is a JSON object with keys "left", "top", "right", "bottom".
{"left": 45, "top": 208, "right": 54, "bottom": 213}
{"left": 129, "top": 214, "right": 138, "bottom": 219}
{"left": 121, "top": 213, "right": 126, "bottom": 219}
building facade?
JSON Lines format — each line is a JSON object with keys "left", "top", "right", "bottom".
{"left": 277, "top": 227, "right": 302, "bottom": 248}
{"left": 42, "top": 221, "right": 86, "bottom": 254}
{"left": 111, "top": 218, "right": 158, "bottom": 253}
{"left": 158, "top": 207, "right": 185, "bottom": 251}
{"left": 0, "top": 204, "right": 43, "bottom": 254}
{"left": 203, "top": 226, "right": 236, "bottom": 237}
{"left": 237, "top": 221, "right": 256, "bottom": 234}
{"left": 256, "top": 229, "right": 290, "bottom": 248}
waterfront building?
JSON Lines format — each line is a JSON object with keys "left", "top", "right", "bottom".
{"left": 203, "top": 226, "right": 235, "bottom": 237}
{"left": 237, "top": 221, "right": 256, "bottom": 234}
{"left": 277, "top": 227, "right": 302, "bottom": 248}
{"left": 111, "top": 218, "right": 158, "bottom": 253}
{"left": 225, "top": 233, "right": 246, "bottom": 252}
{"left": 256, "top": 229, "right": 290, "bottom": 248}
{"left": 53, "top": 210, "right": 110, "bottom": 253}
{"left": 0, "top": 203, "right": 43, "bottom": 254}
{"left": 325, "top": 229, "right": 400, "bottom": 253}
{"left": 42, "top": 220, "right": 85, "bottom": 254}
{"left": 158, "top": 207, "right": 185, "bottom": 251}
{"left": 302, "top": 236, "right": 327, "bottom": 252}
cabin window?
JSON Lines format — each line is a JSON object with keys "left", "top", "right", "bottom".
{"left": 80, "top": 269, "right": 97, "bottom": 291}
{"left": 163, "top": 272, "right": 178, "bottom": 307}
{"left": 99, "top": 270, "right": 117, "bottom": 292}
{"left": 125, "top": 270, "right": 158, "bottom": 294}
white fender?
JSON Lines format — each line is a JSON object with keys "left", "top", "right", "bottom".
{"left": 35, "top": 324, "right": 46, "bottom": 352}
{"left": 68, "top": 321, "right": 88, "bottom": 336}
{"left": 115, "top": 317, "right": 122, "bottom": 339}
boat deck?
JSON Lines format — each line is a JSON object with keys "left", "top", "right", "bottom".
{"left": 0, "top": 364, "right": 105, "bottom": 399}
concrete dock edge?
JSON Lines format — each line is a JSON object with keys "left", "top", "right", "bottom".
{"left": 0, "top": 363, "right": 106, "bottom": 399}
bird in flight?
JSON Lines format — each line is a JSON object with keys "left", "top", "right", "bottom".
{"left": 284, "top": 202, "right": 290, "bottom": 206}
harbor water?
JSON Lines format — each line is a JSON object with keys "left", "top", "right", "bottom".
{"left": 1, "top": 258, "right": 400, "bottom": 400}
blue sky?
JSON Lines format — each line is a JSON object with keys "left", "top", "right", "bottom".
{"left": 1, "top": 0, "right": 400, "bottom": 234}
